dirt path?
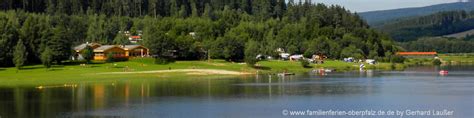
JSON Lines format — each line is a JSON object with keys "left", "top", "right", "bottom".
{"left": 97, "top": 69, "right": 252, "bottom": 75}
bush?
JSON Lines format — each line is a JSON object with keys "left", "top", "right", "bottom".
{"left": 432, "top": 59, "right": 442, "bottom": 65}
{"left": 390, "top": 55, "right": 406, "bottom": 63}
{"left": 303, "top": 51, "right": 314, "bottom": 58}
{"left": 105, "top": 53, "right": 115, "bottom": 63}
{"left": 300, "top": 59, "right": 311, "bottom": 68}
{"left": 390, "top": 63, "right": 396, "bottom": 70}
{"left": 82, "top": 45, "right": 95, "bottom": 63}
{"left": 154, "top": 57, "right": 174, "bottom": 64}
{"left": 245, "top": 57, "right": 258, "bottom": 67}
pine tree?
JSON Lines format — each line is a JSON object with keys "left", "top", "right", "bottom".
{"left": 13, "top": 39, "right": 27, "bottom": 71}
{"left": 48, "top": 20, "right": 72, "bottom": 64}
{"left": 202, "top": 3, "right": 213, "bottom": 19}
{"left": 113, "top": 33, "right": 130, "bottom": 45}
{"left": 170, "top": 0, "right": 179, "bottom": 17}
{"left": 0, "top": 14, "right": 20, "bottom": 67}
{"left": 41, "top": 47, "right": 53, "bottom": 69}
{"left": 244, "top": 40, "right": 259, "bottom": 67}
{"left": 148, "top": 0, "right": 158, "bottom": 17}
{"left": 178, "top": 5, "right": 187, "bottom": 18}
{"left": 191, "top": 3, "right": 199, "bottom": 17}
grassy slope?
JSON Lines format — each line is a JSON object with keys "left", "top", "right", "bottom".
{"left": 0, "top": 58, "right": 403, "bottom": 86}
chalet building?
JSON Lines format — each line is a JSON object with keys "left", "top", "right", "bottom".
{"left": 93, "top": 45, "right": 128, "bottom": 61}
{"left": 396, "top": 52, "right": 438, "bottom": 58}
{"left": 123, "top": 45, "right": 149, "bottom": 57}
{"left": 74, "top": 43, "right": 150, "bottom": 61}
{"left": 72, "top": 43, "right": 101, "bottom": 60}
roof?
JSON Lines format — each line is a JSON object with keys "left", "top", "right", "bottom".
{"left": 396, "top": 52, "right": 437, "bottom": 55}
{"left": 74, "top": 44, "right": 88, "bottom": 51}
{"left": 130, "top": 36, "right": 141, "bottom": 39}
{"left": 94, "top": 45, "right": 124, "bottom": 52}
{"left": 74, "top": 43, "right": 101, "bottom": 51}
{"left": 123, "top": 45, "right": 146, "bottom": 50}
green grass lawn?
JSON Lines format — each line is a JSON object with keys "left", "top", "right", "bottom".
{"left": 0, "top": 58, "right": 253, "bottom": 86}
{"left": 0, "top": 58, "right": 403, "bottom": 86}
{"left": 439, "top": 55, "right": 474, "bottom": 63}
{"left": 402, "top": 54, "right": 474, "bottom": 65}
{"left": 312, "top": 60, "right": 405, "bottom": 71}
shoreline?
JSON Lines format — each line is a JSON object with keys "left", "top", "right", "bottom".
{"left": 0, "top": 56, "right": 471, "bottom": 86}
{"left": 97, "top": 69, "right": 253, "bottom": 75}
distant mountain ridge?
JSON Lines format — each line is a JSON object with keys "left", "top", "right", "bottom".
{"left": 360, "top": 2, "right": 474, "bottom": 25}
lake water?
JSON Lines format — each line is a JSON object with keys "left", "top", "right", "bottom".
{"left": 0, "top": 65, "right": 473, "bottom": 118}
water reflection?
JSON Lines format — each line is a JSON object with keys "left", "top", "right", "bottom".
{"left": 0, "top": 65, "right": 472, "bottom": 117}
{"left": 0, "top": 76, "right": 379, "bottom": 117}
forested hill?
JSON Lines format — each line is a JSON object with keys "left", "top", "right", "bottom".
{"left": 360, "top": 2, "right": 474, "bottom": 25}
{"left": 376, "top": 11, "right": 474, "bottom": 42}
{"left": 0, "top": 0, "right": 399, "bottom": 67}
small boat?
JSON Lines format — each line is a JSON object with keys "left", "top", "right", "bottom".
{"left": 278, "top": 73, "right": 295, "bottom": 76}
{"left": 439, "top": 70, "right": 448, "bottom": 75}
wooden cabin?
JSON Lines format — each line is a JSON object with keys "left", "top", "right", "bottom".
{"left": 93, "top": 45, "right": 128, "bottom": 60}
{"left": 396, "top": 52, "right": 438, "bottom": 58}
{"left": 72, "top": 43, "right": 102, "bottom": 60}
{"left": 123, "top": 45, "right": 149, "bottom": 57}
{"left": 74, "top": 43, "right": 149, "bottom": 61}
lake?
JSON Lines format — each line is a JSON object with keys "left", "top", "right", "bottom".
{"left": 0, "top": 65, "right": 473, "bottom": 118}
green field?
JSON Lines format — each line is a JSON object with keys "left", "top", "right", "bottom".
{"left": 439, "top": 54, "right": 474, "bottom": 64}
{"left": 0, "top": 58, "right": 252, "bottom": 86}
{"left": 0, "top": 58, "right": 408, "bottom": 86}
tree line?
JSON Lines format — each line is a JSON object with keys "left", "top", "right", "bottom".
{"left": 376, "top": 10, "right": 474, "bottom": 42}
{"left": 1, "top": 0, "right": 287, "bottom": 18}
{"left": 400, "top": 37, "right": 474, "bottom": 53}
{"left": 0, "top": 0, "right": 400, "bottom": 68}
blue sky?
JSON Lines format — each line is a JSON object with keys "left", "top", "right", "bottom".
{"left": 304, "top": 0, "right": 459, "bottom": 12}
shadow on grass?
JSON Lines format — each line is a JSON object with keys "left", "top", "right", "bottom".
{"left": 0, "top": 68, "right": 4, "bottom": 71}
{"left": 47, "top": 68, "right": 64, "bottom": 71}
{"left": 63, "top": 61, "right": 106, "bottom": 66}
{"left": 110, "top": 66, "right": 125, "bottom": 69}
{"left": 253, "top": 66, "right": 271, "bottom": 70}
{"left": 21, "top": 66, "right": 45, "bottom": 70}
{"left": 88, "top": 65, "right": 100, "bottom": 68}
